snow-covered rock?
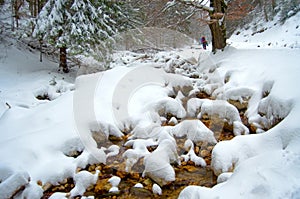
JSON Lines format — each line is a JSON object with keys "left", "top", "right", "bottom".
{"left": 216, "top": 172, "right": 233, "bottom": 184}
{"left": 108, "top": 176, "right": 121, "bottom": 187}
{"left": 169, "top": 119, "right": 217, "bottom": 144}
{"left": 152, "top": 183, "right": 162, "bottom": 195}
{"left": 198, "top": 100, "right": 241, "bottom": 124}
{"left": 143, "top": 139, "right": 180, "bottom": 186}
{"left": 0, "top": 170, "right": 30, "bottom": 199}
{"left": 70, "top": 170, "right": 100, "bottom": 197}
{"left": 21, "top": 181, "right": 44, "bottom": 199}
{"left": 181, "top": 139, "right": 206, "bottom": 167}
{"left": 123, "top": 138, "right": 156, "bottom": 172}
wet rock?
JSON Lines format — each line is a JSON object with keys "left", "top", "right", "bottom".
{"left": 94, "top": 178, "right": 111, "bottom": 194}
{"left": 228, "top": 99, "right": 248, "bottom": 111}
{"left": 200, "top": 150, "right": 210, "bottom": 158}
{"left": 42, "top": 182, "right": 52, "bottom": 191}
{"left": 130, "top": 187, "right": 153, "bottom": 198}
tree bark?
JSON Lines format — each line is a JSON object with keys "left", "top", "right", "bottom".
{"left": 59, "top": 47, "right": 69, "bottom": 73}
{"left": 208, "top": 0, "right": 227, "bottom": 52}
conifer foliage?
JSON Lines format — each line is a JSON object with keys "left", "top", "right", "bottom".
{"left": 33, "top": 0, "right": 126, "bottom": 73}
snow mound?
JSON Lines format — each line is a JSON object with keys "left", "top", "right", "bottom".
{"left": 148, "top": 97, "right": 187, "bottom": 119}
{"left": 168, "top": 119, "right": 217, "bottom": 144}
{"left": 70, "top": 170, "right": 100, "bottom": 197}
{"left": 143, "top": 139, "right": 180, "bottom": 186}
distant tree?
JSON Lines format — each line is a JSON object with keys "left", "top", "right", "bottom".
{"left": 33, "top": 0, "right": 127, "bottom": 73}
{"left": 170, "top": 0, "right": 227, "bottom": 52}
{"left": 122, "top": 0, "right": 200, "bottom": 36}
{"left": 26, "top": 0, "right": 46, "bottom": 17}
{"left": 11, "top": 0, "right": 24, "bottom": 31}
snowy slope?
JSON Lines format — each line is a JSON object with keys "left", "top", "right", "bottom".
{"left": 179, "top": 10, "right": 300, "bottom": 199}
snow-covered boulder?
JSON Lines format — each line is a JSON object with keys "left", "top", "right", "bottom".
{"left": 211, "top": 133, "right": 280, "bottom": 176}
{"left": 143, "top": 139, "right": 180, "bottom": 186}
{"left": 169, "top": 119, "right": 217, "bottom": 144}
{"left": 148, "top": 97, "right": 186, "bottom": 119}
{"left": 186, "top": 98, "right": 210, "bottom": 117}
{"left": 198, "top": 100, "right": 241, "bottom": 123}
{"left": 123, "top": 139, "right": 156, "bottom": 172}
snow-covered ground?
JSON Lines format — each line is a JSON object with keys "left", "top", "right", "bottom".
{"left": 0, "top": 11, "right": 300, "bottom": 199}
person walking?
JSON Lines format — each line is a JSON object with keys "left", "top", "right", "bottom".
{"left": 200, "top": 36, "right": 208, "bottom": 50}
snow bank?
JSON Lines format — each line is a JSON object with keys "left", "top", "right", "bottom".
{"left": 180, "top": 11, "right": 300, "bottom": 197}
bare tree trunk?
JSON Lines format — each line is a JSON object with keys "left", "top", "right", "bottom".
{"left": 208, "top": 0, "right": 227, "bottom": 52}
{"left": 11, "top": 0, "right": 14, "bottom": 31}
{"left": 59, "top": 47, "right": 69, "bottom": 73}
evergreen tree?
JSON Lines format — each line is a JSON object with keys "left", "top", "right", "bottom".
{"left": 33, "top": 0, "right": 126, "bottom": 72}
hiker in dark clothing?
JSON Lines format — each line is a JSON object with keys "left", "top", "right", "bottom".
{"left": 200, "top": 36, "right": 208, "bottom": 50}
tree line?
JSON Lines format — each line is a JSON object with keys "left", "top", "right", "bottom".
{"left": 3, "top": 0, "right": 297, "bottom": 72}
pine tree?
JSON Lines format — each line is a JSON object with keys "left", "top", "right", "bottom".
{"left": 33, "top": 0, "right": 125, "bottom": 73}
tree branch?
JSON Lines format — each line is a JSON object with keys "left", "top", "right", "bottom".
{"left": 175, "top": 0, "right": 213, "bottom": 12}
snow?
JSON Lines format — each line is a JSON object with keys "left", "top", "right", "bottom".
{"left": 152, "top": 183, "right": 162, "bottom": 195}
{"left": 143, "top": 139, "right": 180, "bottom": 186}
{"left": 70, "top": 170, "right": 99, "bottom": 197}
{"left": 108, "top": 176, "right": 121, "bottom": 193}
{"left": 168, "top": 119, "right": 217, "bottom": 144}
{"left": 108, "top": 176, "right": 121, "bottom": 187}
{"left": 179, "top": 11, "right": 300, "bottom": 199}
{"left": 181, "top": 139, "right": 206, "bottom": 167}
{"left": 134, "top": 183, "right": 143, "bottom": 188}
{"left": 0, "top": 7, "right": 300, "bottom": 199}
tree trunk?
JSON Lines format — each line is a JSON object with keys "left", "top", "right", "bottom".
{"left": 208, "top": 0, "right": 227, "bottom": 53}
{"left": 59, "top": 47, "right": 69, "bottom": 73}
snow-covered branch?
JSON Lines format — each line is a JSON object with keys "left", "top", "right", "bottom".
{"left": 175, "top": 0, "right": 213, "bottom": 12}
